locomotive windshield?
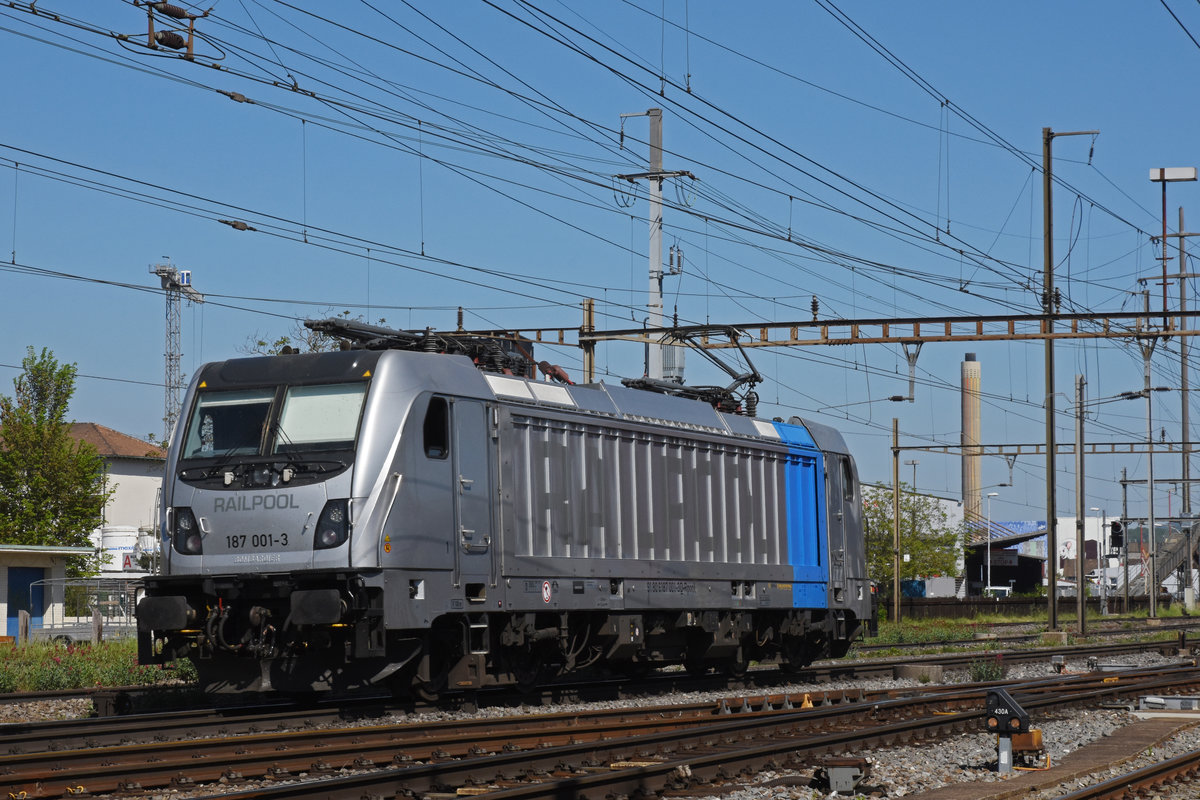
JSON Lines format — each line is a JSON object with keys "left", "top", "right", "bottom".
{"left": 183, "top": 389, "right": 274, "bottom": 458}
{"left": 275, "top": 384, "right": 366, "bottom": 453}
{"left": 180, "top": 382, "right": 367, "bottom": 460}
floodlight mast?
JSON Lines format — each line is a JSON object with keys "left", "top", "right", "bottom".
{"left": 151, "top": 261, "right": 203, "bottom": 443}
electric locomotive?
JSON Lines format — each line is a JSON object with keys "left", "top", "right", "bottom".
{"left": 137, "top": 320, "right": 873, "bottom": 695}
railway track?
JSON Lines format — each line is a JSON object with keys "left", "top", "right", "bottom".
{"left": 1053, "top": 746, "right": 1200, "bottom": 800}
{"left": 5, "top": 638, "right": 1190, "bottom": 751}
{"left": 5, "top": 662, "right": 1200, "bottom": 799}
{"left": 2, "top": 619, "right": 1186, "bottom": 713}
{"left": 3, "top": 637, "right": 1186, "bottom": 755}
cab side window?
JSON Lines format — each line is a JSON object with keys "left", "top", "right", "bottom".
{"left": 423, "top": 397, "right": 449, "bottom": 459}
{"left": 841, "top": 456, "right": 856, "bottom": 503}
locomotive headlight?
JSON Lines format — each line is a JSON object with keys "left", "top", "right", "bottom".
{"left": 314, "top": 499, "right": 350, "bottom": 550}
{"left": 172, "top": 507, "right": 203, "bottom": 555}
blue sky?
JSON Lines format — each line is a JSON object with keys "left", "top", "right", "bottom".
{"left": 3, "top": 1, "right": 1200, "bottom": 524}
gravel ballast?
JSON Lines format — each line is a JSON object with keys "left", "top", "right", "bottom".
{"left": 2, "top": 650, "right": 1195, "bottom": 799}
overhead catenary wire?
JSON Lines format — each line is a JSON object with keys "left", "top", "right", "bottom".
{"left": 1, "top": 1, "right": 1190, "bottom": 512}
{"left": 0, "top": 1, "right": 1132, "bottom": 331}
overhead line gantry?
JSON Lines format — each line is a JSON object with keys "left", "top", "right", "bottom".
{"left": 464, "top": 308, "right": 1200, "bottom": 356}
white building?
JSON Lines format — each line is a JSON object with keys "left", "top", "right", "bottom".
{"left": 0, "top": 425, "right": 164, "bottom": 641}
{"left": 68, "top": 423, "right": 165, "bottom": 576}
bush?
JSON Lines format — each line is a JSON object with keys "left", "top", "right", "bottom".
{"left": 968, "top": 654, "right": 1006, "bottom": 682}
{"left": 871, "top": 620, "right": 975, "bottom": 646}
{"left": 0, "top": 640, "right": 190, "bottom": 692}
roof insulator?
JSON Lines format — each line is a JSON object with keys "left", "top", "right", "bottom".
{"left": 154, "top": 30, "right": 187, "bottom": 50}
{"left": 152, "top": 2, "right": 191, "bottom": 19}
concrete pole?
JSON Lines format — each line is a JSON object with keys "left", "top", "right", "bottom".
{"left": 1182, "top": 211, "right": 1197, "bottom": 612}
{"left": 986, "top": 493, "right": 996, "bottom": 594}
{"left": 1143, "top": 340, "right": 1158, "bottom": 618}
{"left": 962, "top": 354, "right": 982, "bottom": 525}
{"left": 582, "top": 298, "right": 596, "bottom": 383}
{"left": 1122, "top": 467, "right": 1130, "bottom": 613}
{"left": 1100, "top": 510, "right": 1108, "bottom": 615}
{"left": 647, "top": 109, "right": 664, "bottom": 380}
{"left": 1163, "top": 179, "right": 1170, "bottom": 329}
{"left": 1075, "top": 374, "right": 1086, "bottom": 636}
{"left": 1040, "top": 128, "right": 1098, "bottom": 630}
{"left": 893, "top": 418, "right": 902, "bottom": 623}
{"left": 1181, "top": 207, "right": 1192, "bottom": 517}
{"left": 1042, "top": 127, "right": 1059, "bottom": 630}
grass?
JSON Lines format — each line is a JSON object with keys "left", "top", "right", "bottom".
{"left": 870, "top": 620, "right": 979, "bottom": 645}
{"left": 0, "top": 640, "right": 196, "bottom": 693}
{"left": 860, "top": 606, "right": 1188, "bottom": 656}
{"left": 967, "top": 654, "right": 1007, "bottom": 682}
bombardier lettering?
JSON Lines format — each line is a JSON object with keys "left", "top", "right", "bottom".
{"left": 213, "top": 494, "right": 299, "bottom": 512}
{"left": 234, "top": 553, "right": 282, "bottom": 563}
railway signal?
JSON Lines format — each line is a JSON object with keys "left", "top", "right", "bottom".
{"left": 985, "top": 687, "right": 1033, "bottom": 774}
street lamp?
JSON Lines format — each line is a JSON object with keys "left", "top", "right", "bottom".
{"left": 904, "top": 459, "right": 919, "bottom": 547}
{"left": 904, "top": 459, "right": 919, "bottom": 490}
{"left": 986, "top": 491, "right": 1000, "bottom": 595}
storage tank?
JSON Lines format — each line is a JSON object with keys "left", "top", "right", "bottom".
{"left": 92, "top": 525, "right": 150, "bottom": 576}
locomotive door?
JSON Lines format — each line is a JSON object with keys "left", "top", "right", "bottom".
{"left": 453, "top": 399, "right": 494, "bottom": 590}
{"left": 826, "top": 456, "right": 849, "bottom": 595}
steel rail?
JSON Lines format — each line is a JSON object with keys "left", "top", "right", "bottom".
{"left": 1052, "top": 746, "right": 1200, "bottom": 800}
{"left": 180, "top": 666, "right": 1200, "bottom": 800}
{"left": 9, "top": 665, "right": 1199, "bottom": 800}
{"left": 1, "top": 636, "right": 1187, "bottom": 757}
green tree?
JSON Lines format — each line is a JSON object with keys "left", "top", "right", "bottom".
{"left": 862, "top": 483, "right": 962, "bottom": 596}
{"left": 0, "top": 347, "right": 112, "bottom": 575}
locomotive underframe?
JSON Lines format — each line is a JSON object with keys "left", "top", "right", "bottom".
{"left": 138, "top": 569, "right": 862, "bottom": 694}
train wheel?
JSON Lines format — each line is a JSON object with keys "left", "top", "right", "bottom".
{"left": 415, "top": 674, "right": 446, "bottom": 703}
{"left": 683, "top": 633, "right": 712, "bottom": 677}
{"left": 413, "top": 654, "right": 450, "bottom": 703}
{"left": 511, "top": 650, "right": 544, "bottom": 694}
{"left": 780, "top": 635, "right": 814, "bottom": 673}
{"left": 724, "top": 652, "right": 748, "bottom": 679}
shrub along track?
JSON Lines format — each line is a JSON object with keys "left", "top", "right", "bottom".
{"left": 5, "top": 663, "right": 1200, "bottom": 799}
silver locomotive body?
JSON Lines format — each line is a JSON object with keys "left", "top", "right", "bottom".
{"left": 138, "top": 348, "right": 872, "bottom": 694}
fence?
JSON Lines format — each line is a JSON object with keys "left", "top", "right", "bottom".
{"left": 19, "top": 577, "right": 142, "bottom": 644}
{"left": 881, "top": 594, "right": 1168, "bottom": 621}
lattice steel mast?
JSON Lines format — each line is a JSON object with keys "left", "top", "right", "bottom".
{"left": 151, "top": 261, "right": 203, "bottom": 442}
